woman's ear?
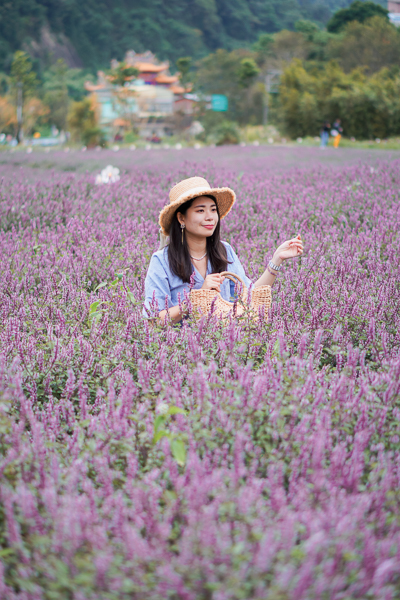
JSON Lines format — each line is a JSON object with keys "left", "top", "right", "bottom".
{"left": 176, "top": 212, "right": 184, "bottom": 226}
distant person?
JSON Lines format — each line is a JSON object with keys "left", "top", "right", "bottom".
{"left": 320, "top": 121, "right": 330, "bottom": 149}
{"left": 331, "top": 119, "right": 343, "bottom": 149}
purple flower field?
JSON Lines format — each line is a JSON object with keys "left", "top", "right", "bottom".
{"left": 1, "top": 149, "right": 400, "bottom": 599}
{"left": 1, "top": 144, "right": 399, "bottom": 181}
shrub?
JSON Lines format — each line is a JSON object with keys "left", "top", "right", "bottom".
{"left": 213, "top": 120, "right": 240, "bottom": 145}
{"left": 67, "top": 96, "right": 106, "bottom": 146}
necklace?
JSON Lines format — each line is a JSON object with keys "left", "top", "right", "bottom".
{"left": 190, "top": 252, "right": 207, "bottom": 261}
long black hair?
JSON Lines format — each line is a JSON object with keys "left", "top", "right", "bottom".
{"left": 167, "top": 195, "right": 230, "bottom": 283}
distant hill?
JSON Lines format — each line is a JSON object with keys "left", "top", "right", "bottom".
{"left": 0, "top": 0, "right": 388, "bottom": 72}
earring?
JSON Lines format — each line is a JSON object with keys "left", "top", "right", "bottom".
{"left": 181, "top": 223, "right": 185, "bottom": 244}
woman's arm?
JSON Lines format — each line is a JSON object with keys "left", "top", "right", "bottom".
{"left": 254, "top": 235, "right": 303, "bottom": 288}
{"left": 157, "top": 273, "right": 224, "bottom": 324}
{"left": 158, "top": 303, "right": 188, "bottom": 325}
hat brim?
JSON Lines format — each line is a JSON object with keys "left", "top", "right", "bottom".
{"left": 159, "top": 186, "right": 236, "bottom": 236}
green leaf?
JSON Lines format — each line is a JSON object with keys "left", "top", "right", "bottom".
{"left": 89, "top": 300, "right": 103, "bottom": 313}
{"left": 167, "top": 406, "right": 187, "bottom": 416}
{"left": 232, "top": 541, "right": 246, "bottom": 555}
{"left": 88, "top": 310, "right": 102, "bottom": 321}
{"left": 170, "top": 438, "right": 186, "bottom": 466}
{"left": 0, "top": 548, "right": 16, "bottom": 557}
{"left": 79, "top": 419, "right": 91, "bottom": 427}
{"left": 94, "top": 282, "right": 108, "bottom": 292}
{"left": 127, "top": 291, "right": 135, "bottom": 303}
{"left": 154, "top": 429, "right": 169, "bottom": 443}
{"left": 154, "top": 414, "right": 166, "bottom": 433}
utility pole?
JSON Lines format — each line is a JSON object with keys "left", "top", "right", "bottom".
{"left": 263, "top": 70, "right": 281, "bottom": 126}
{"left": 16, "top": 81, "right": 23, "bottom": 144}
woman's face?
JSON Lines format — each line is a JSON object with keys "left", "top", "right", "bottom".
{"left": 178, "top": 196, "right": 219, "bottom": 238}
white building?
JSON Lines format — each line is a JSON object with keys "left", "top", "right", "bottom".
{"left": 388, "top": 0, "right": 400, "bottom": 25}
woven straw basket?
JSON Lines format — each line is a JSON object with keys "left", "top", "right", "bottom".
{"left": 190, "top": 271, "right": 271, "bottom": 322}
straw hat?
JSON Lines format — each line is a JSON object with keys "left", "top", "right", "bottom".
{"left": 159, "top": 176, "right": 236, "bottom": 236}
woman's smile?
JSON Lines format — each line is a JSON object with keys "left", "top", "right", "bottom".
{"left": 203, "top": 224, "right": 215, "bottom": 230}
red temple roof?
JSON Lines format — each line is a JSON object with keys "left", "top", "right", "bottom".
{"left": 134, "top": 62, "right": 167, "bottom": 73}
{"left": 156, "top": 74, "right": 179, "bottom": 84}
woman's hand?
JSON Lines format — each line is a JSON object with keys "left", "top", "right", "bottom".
{"left": 254, "top": 235, "right": 304, "bottom": 289}
{"left": 273, "top": 234, "right": 303, "bottom": 265}
{"left": 201, "top": 273, "right": 225, "bottom": 292}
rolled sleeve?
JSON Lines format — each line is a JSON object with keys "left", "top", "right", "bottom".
{"left": 143, "top": 255, "right": 172, "bottom": 318}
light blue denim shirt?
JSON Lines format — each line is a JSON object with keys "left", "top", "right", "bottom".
{"left": 143, "top": 241, "right": 252, "bottom": 317}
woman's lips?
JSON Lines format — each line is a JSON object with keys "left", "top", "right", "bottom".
{"left": 203, "top": 224, "right": 215, "bottom": 230}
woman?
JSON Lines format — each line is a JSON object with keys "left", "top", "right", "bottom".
{"left": 320, "top": 121, "right": 330, "bottom": 149}
{"left": 144, "top": 176, "right": 303, "bottom": 323}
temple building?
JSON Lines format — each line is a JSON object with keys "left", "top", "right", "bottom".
{"left": 85, "top": 51, "right": 194, "bottom": 138}
{"left": 122, "top": 51, "right": 185, "bottom": 95}
{"left": 388, "top": 0, "right": 400, "bottom": 25}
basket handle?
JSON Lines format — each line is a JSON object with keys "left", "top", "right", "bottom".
{"left": 220, "top": 271, "right": 246, "bottom": 300}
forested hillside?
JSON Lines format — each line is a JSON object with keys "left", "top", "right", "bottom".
{"left": 0, "top": 0, "right": 386, "bottom": 72}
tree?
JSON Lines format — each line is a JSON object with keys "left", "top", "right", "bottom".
{"left": 0, "top": 72, "right": 9, "bottom": 95}
{"left": 42, "top": 59, "right": 70, "bottom": 131}
{"left": 253, "top": 33, "right": 274, "bottom": 66}
{"left": 196, "top": 48, "right": 262, "bottom": 124}
{"left": 67, "top": 96, "right": 104, "bottom": 147}
{"left": 294, "top": 20, "right": 319, "bottom": 40}
{"left": 238, "top": 58, "right": 260, "bottom": 88}
{"left": 111, "top": 87, "right": 137, "bottom": 130}
{"left": 270, "top": 30, "right": 309, "bottom": 64}
{"left": 10, "top": 51, "right": 38, "bottom": 142}
{"left": 276, "top": 58, "right": 400, "bottom": 139}
{"left": 0, "top": 96, "right": 16, "bottom": 134}
{"left": 176, "top": 57, "right": 192, "bottom": 87}
{"left": 43, "top": 60, "right": 89, "bottom": 102}
{"left": 327, "top": 1, "right": 388, "bottom": 33}
{"left": 0, "top": 0, "right": 373, "bottom": 72}
{"left": 23, "top": 97, "right": 50, "bottom": 135}
{"left": 10, "top": 51, "right": 38, "bottom": 96}
{"left": 327, "top": 16, "right": 400, "bottom": 74}
{"left": 108, "top": 62, "right": 138, "bottom": 87}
